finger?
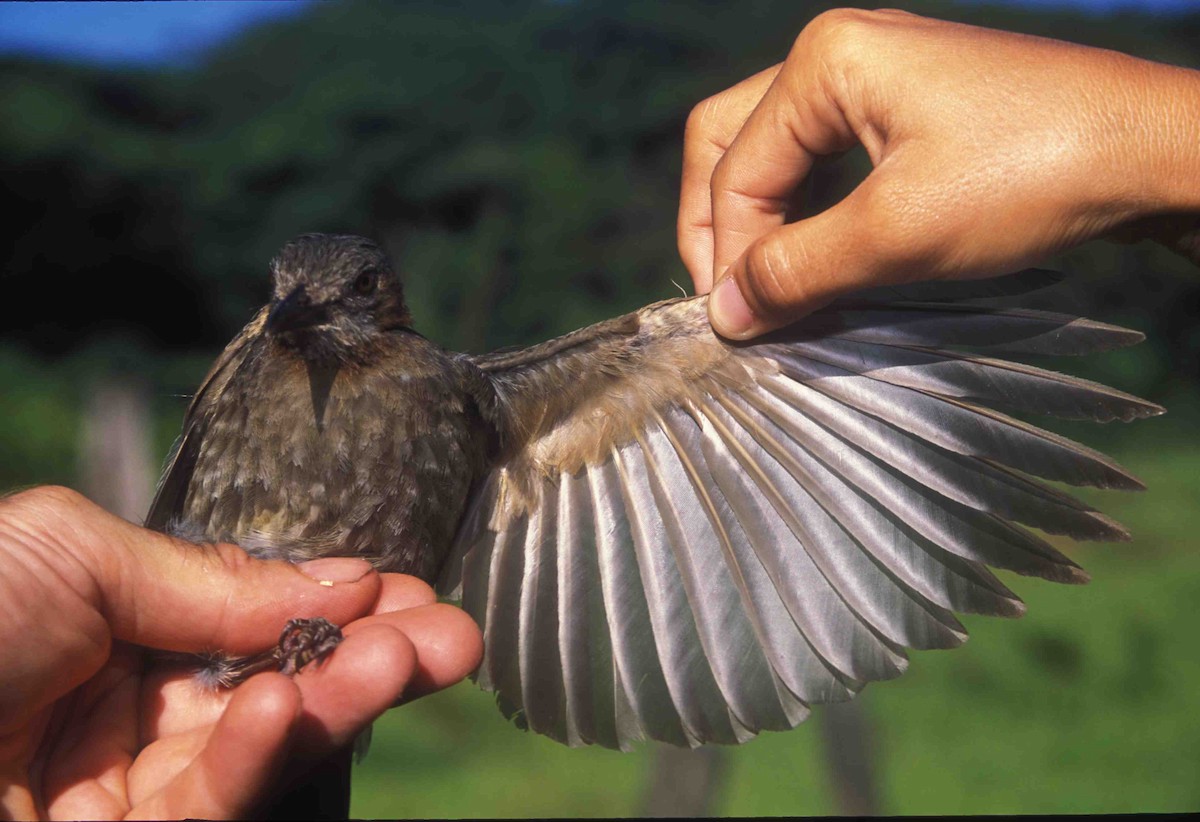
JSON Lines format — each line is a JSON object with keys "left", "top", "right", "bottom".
{"left": 709, "top": 21, "right": 863, "bottom": 281}
{"left": 2, "top": 487, "right": 382, "bottom": 657}
{"left": 40, "top": 646, "right": 141, "bottom": 821}
{"left": 140, "top": 655, "right": 233, "bottom": 740}
{"left": 344, "top": 603, "right": 483, "bottom": 703}
{"left": 678, "top": 64, "right": 781, "bottom": 293}
{"left": 289, "top": 623, "right": 417, "bottom": 754}
{"left": 370, "top": 573, "right": 438, "bottom": 615}
{"left": 127, "top": 673, "right": 301, "bottom": 820}
{"left": 710, "top": 187, "right": 908, "bottom": 338}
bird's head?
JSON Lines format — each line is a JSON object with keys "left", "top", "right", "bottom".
{"left": 265, "top": 233, "right": 412, "bottom": 363}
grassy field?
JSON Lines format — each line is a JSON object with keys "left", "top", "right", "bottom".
{"left": 353, "top": 401, "right": 1200, "bottom": 817}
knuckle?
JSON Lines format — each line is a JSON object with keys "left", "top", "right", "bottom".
{"left": 796, "top": 8, "right": 887, "bottom": 65}
{"left": 800, "top": 8, "right": 869, "bottom": 45}
{"left": 15, "top": 484, "right": 87, "bottom": 512}
{"left": 2, "top": 485, "right": 91, "bottom": 531}
{"left": 684, "top": 94, "right": 723, "bottom": 142}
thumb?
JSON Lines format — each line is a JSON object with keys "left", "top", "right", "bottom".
{"left": 707, "top": 191, "right": 903, "bottom": 339}
{"left": 5, "top": 486, "right": 382, "bottom": 656}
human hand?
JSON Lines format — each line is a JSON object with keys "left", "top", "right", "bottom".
{"left": 0, "top": 486, "right": 482, "bottom": 820}
{"left": 678, "top": 9, "right": 1200, "bottom": 339}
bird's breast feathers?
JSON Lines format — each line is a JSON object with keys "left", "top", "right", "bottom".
{"left": 174, "top": 335, "right": 487, "bottom": 576}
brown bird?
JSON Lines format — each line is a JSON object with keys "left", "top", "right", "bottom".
{"left": 148, "top": 232, "right": 1162, "bottom": 752}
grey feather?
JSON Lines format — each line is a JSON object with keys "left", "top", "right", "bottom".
{"left": 796, "top": 303, "right": 1146, "bottom": 356}
{"left": 691, "top": 404, "right": 899, "bottom": 690}
{"left": 743, "top": 374, "right": 1094, "bottom": 581}
{"left": 769, "top": 353, "right": 1143, "bottom": 489}
{"left": 614, "top": 440, "right": 748, "bottom": 745}
{"left": 751, "top": 370, "right": 1125, "bottom": 546}
{"left": 835, "top": 268, "right": 1064, "bottom": 305}
{"left": 711, "top": 386, "right": 1027, "bottom": 618}
{"left": 660, "top": 407, "right": 854, "bottom": 709}
{"left": 555, "top": 469, "right": 621, "bottom": 748}
{"left": 517, "top": 481, "right": 569, "bottom": 740}
{"left": 699, "top": 395, "right": 970, "bottom": 649}
{"left": 774, "top": 338, "right": 1162, "bottom": 423}
{"left": 588, "top": 457, "right": 687, "bottom": 748}
{"left": 640, "top": 419, "right": 797, "bottom": 735}
{"left": 476, "top": 512, "right": 527, "bottom": 707}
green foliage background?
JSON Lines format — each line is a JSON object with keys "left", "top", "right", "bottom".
{"left": 1, "top": 0, "right": 1197, "bottom": 815}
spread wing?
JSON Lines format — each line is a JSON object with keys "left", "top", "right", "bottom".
{"left": 437, "top": 272, "right": 1162, "bottom": 750}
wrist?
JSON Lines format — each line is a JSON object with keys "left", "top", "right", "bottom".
{"left": 1104, "top": 57, "right": 1200, "bottom": 220}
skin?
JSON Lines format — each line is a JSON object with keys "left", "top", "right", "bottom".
{"left": 678, "top": 9, "right": 1200, "bottom": 339}
{"left": 0, "top": 486, "right": 482, "bottom": 820}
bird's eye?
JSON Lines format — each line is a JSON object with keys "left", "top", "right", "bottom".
{"left": 352, "top": 268, "right": 378, "bottom": 296}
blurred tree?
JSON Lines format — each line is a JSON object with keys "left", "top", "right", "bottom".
{"left": 0, "top": 59, "right": 207, "bottom": 354}
{"left": 2, "top": 0, "right": 1197, "bottom": 377}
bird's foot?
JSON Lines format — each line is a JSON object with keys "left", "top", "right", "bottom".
{"left": 186, "top": 617, "right": 344, "bottom": 688}
{"left": 274, "top": 617, "right": 344, "bottom": 676}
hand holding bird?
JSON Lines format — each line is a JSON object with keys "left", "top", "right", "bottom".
{"left": 0, "top": 486, "right": 479, "bottom": 819}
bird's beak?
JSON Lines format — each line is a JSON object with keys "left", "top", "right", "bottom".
{"left": 266, "top": 287, "right": 331, "bottom": 335}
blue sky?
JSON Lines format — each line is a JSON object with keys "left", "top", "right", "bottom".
{"left": 0, "top": 1, "right": 315, "bottom": 67}
{"left": 0, "top": 0, "right": 1195, "bottom": 67}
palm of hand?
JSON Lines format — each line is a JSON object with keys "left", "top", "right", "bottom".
{"left": 27, "top": 643, "right": 296, "bottom": 819}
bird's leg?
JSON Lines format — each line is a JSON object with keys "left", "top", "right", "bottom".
{"left": 189, "top": 617, "right": 345, "bottom": 689}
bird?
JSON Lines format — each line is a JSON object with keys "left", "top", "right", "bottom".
{"left": 147, "top": 232, "right": 1162, "bottom": 752}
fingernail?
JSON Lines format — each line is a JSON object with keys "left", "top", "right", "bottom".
{"left": 297, "top": 558, "right": 374, "bottom": 584}
{"left": 710, "top": 275, "right": 756, "bottom": 339}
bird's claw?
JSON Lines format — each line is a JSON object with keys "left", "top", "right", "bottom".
{"left": 274, "top": 617, "right": 344, "bottom": 676}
